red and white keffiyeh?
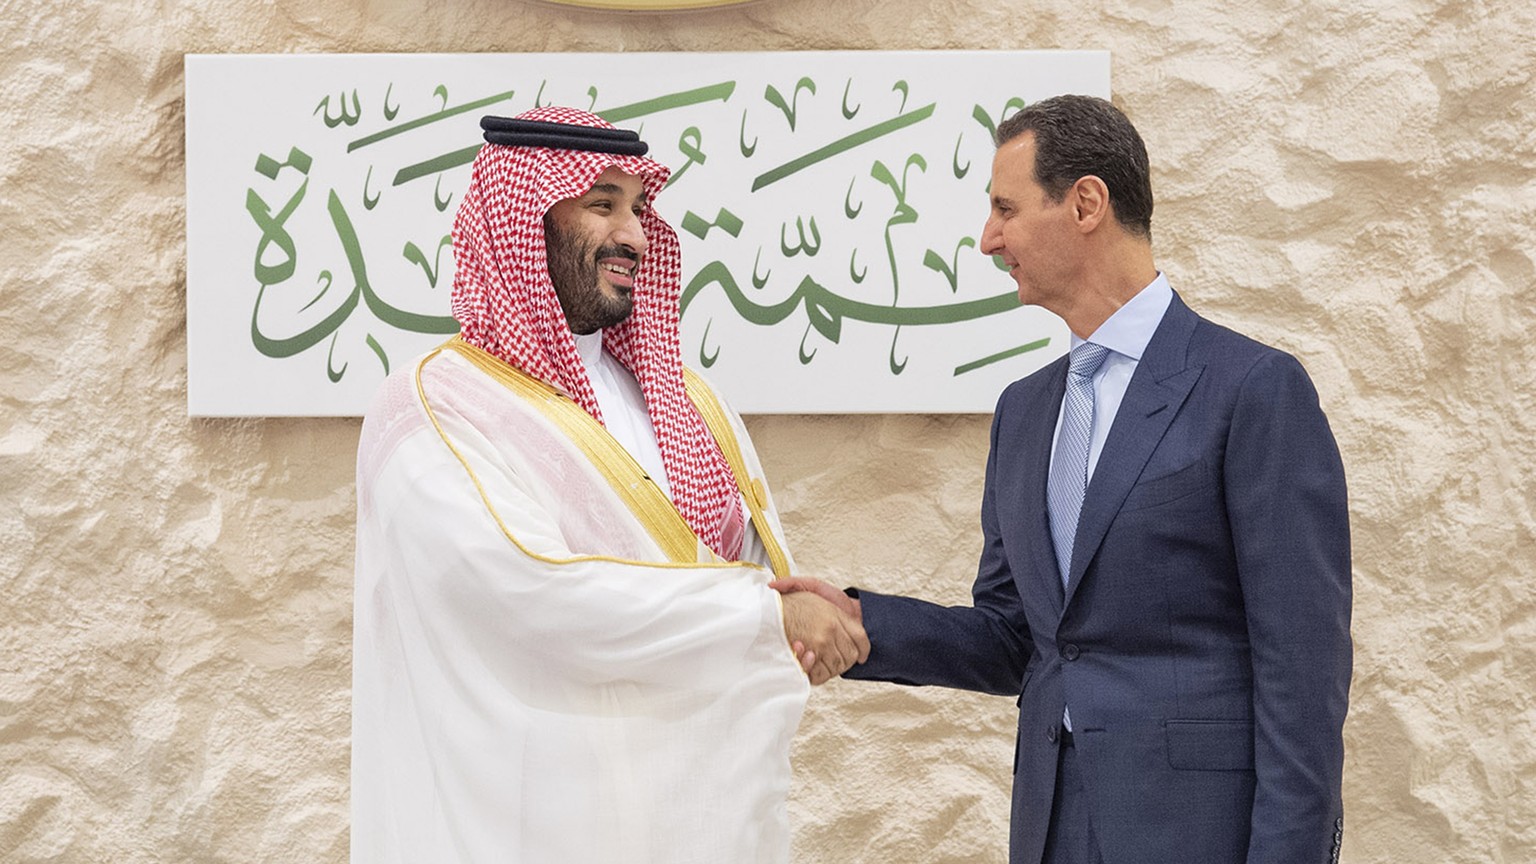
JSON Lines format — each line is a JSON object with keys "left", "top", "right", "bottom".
{"left": 450, "top": 106, "right": 744, "bottom": 559}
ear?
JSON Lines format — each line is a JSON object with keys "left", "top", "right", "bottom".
{"left": 1069, "top": 175, "right": 1111, "bottom": 234}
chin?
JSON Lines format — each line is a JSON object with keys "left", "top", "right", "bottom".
{"left": 603, "top": 300, "right": 636, "bottom": 329}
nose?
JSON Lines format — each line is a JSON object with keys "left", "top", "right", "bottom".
{"left": 615, "top": 210, "right": 648, "bottom": 256}
{"left": 979, "top": 214, "right": 1002, "bottom": 256}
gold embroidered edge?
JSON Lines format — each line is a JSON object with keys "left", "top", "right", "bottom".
{"left": 682, "top": 367, "right": 792, "bottom": 579}
{"left": 414, "top": 338, "right": 749, "bottom": 570}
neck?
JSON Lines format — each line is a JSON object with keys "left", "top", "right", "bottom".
{"left": 1058, "top": 239, "right": 1158, "bottom": 339}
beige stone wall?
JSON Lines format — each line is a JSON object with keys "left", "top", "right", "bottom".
{"left": 2, "top": 0, "right": 1532, "bottom": 860}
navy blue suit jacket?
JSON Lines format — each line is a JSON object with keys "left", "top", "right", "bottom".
{"left": 847, "top": 293, "right": 1351, "bottom": 864}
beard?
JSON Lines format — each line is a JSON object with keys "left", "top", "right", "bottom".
{"left": 544, "top": 218, "right": 639, "bottom": 335}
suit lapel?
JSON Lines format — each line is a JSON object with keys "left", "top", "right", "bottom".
{"left": 1063, "top": 293, "right": 1204, "bottom": 608}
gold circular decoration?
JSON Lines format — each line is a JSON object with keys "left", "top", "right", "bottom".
{"left": 534, "top": 0, "right": 760, "bottom": 9}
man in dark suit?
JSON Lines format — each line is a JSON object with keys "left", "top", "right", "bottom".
{"left": 776, "top": 95, "right": 1351, "bottom": 864}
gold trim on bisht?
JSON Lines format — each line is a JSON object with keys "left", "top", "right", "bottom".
{"left": 421, "top": 336, "right": 713, "bottom": 567}
{"left": 683, "top": 367, "right": 792, "bottom": 579}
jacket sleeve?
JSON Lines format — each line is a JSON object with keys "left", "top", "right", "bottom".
{"left": 1225, "top": 351, "right": 1352, "bottom": 864}
{"left": 844, "top": 392, "right": 1033, "bottom": 696}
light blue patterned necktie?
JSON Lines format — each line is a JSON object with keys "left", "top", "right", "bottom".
{"left": 1048, "top": 342, "right": 1110, "bottom": 589}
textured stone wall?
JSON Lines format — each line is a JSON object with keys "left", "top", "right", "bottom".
{"left": 2, "top": 0, "right": 1533, "bottom": 861}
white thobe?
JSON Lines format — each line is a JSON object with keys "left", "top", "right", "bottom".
{"left": 351, "top": 343, "right": 808, "bottom": 864}
{"left": 574, "top": 329, "right": 671, "bottom": 498}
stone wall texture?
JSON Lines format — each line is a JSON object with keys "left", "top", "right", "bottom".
{"left": 2, "top": 0, "right": 1533, "bottom": 861}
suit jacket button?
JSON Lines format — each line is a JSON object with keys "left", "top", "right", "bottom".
{"left": 1046, "top": 726, "right": 1058, "bottom": 743}
{"left": 1061, "top": 644, "right": 1080, "bottom": 661}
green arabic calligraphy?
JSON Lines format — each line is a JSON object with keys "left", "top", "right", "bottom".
{"left": 402, "top": 235, "right": 453, "bottom": 288}
{"left": 682, "top": 259, "right": 1020, "bottom": 329}
{"left": 681, "top": 258, "right": 1024, "bottom": 366}
{"left": 680, "top": 208, "right": 744, "bottom": 240}
{"left": 246, "top": 178, "right": 308, "bottom": 287}
{"left": 597, "top": 82, "right": 736, "bottom": 123}
{"left": 870, "top": 153, "right": 927, "bottom": 374}
{"left": 764, "top": 78, "right": 815, "bottom": 130}
{"left": 752, "top": 103, "right": 935, "bottom": 191}
{"left": 843, "top": 177, "right": 863, "bottom": 218}
{"left": 666, "top": 126, "right": 707, "bottom": 189}
{"left": 362, "top": 166, "right": 381, "bottom": 209}
{"left": 952, "top": 134, "right": 970, "bottom": 179}
{"left": 349, "top": 88, "right": 516, "bottom": 152}
{"left": 739, "top": 110, "right": 758, "bottom": 158}
{"left": 971, "top": 97, "right": 1026, "bottom": 139}
{"left": 240, "top": 67, "right": 1063, "bottom": 390}
{"left": 255, "top": 147, "right": 312, "bottom": 180}
{"left": 924, "top": 237, "right": 977, "bottom": 292}
{"left": 391, "top": 83, "right": 741, "bottom": 187}
{"left": 326, "top": 191, "right": 458, "bottom": 335}
{"left": 382, "top": 83, "right": 400, "bottom": 121}
{"left": 780, "top": 216, "right": 821, "bottom": 257}
{"left": 246, "top": 137, "right": 457, "bottom": 377}
{"left": 954, "top": 337, "right": 1051, "bottom": 376}
{"left": 315, "top": 90, "right": 361, "bottom": 128}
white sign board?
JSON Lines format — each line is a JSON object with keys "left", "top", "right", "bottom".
{"left": 185, "top": 51, "right": 1109, "bottom": 415}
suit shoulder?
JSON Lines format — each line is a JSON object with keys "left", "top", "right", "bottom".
{"left": 1191, "top": 315, "right": 1281, "bottom": 361}
{"left": 1183, "top": 317, "right": 1333, "bottom": 440}
{"left": 1190, "top": 315, "right": 1314, "bottom": 387}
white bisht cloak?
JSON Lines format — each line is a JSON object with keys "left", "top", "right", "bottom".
{"left": 352, "top": 342, "right": 809, "bottom": 863}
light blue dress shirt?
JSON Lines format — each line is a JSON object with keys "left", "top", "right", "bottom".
{"left": 1048, "top": 272, "right": 1174, "bottom": 491}
{"left": 1050, "top": 272, "right": 1173, "bottom": 731}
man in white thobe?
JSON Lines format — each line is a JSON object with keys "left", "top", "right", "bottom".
{"left": 351, "top": 107, "right": 865, "bottom": 863}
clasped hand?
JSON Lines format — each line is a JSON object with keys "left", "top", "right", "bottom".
{"left": 773, "top": 577, "right": 866, "bottom": 685}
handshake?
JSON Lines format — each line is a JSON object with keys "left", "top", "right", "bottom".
{"left": 773, "top": 577, "right": 867, "bottom": 685}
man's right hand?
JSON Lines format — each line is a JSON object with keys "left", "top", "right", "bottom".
{"left": 770, "top": 576, "right": 860, "bottom": 621}
{"left": 780, "top": 591, "right": 869, "bottom": 685}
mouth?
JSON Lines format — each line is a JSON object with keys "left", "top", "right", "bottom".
{"left": 596, "top": 248, "right": 640, "bottom": 290}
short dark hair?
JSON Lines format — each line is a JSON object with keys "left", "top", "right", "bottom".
{"left": 995, "top": 95, "right": 1153, "bottom": 240}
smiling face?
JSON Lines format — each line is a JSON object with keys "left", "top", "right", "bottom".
{"left": 543, "top": 166, "right": 651, "bottom": 335}
{"left": 978, "top": 133, "right": 1082, "bottom": 315}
